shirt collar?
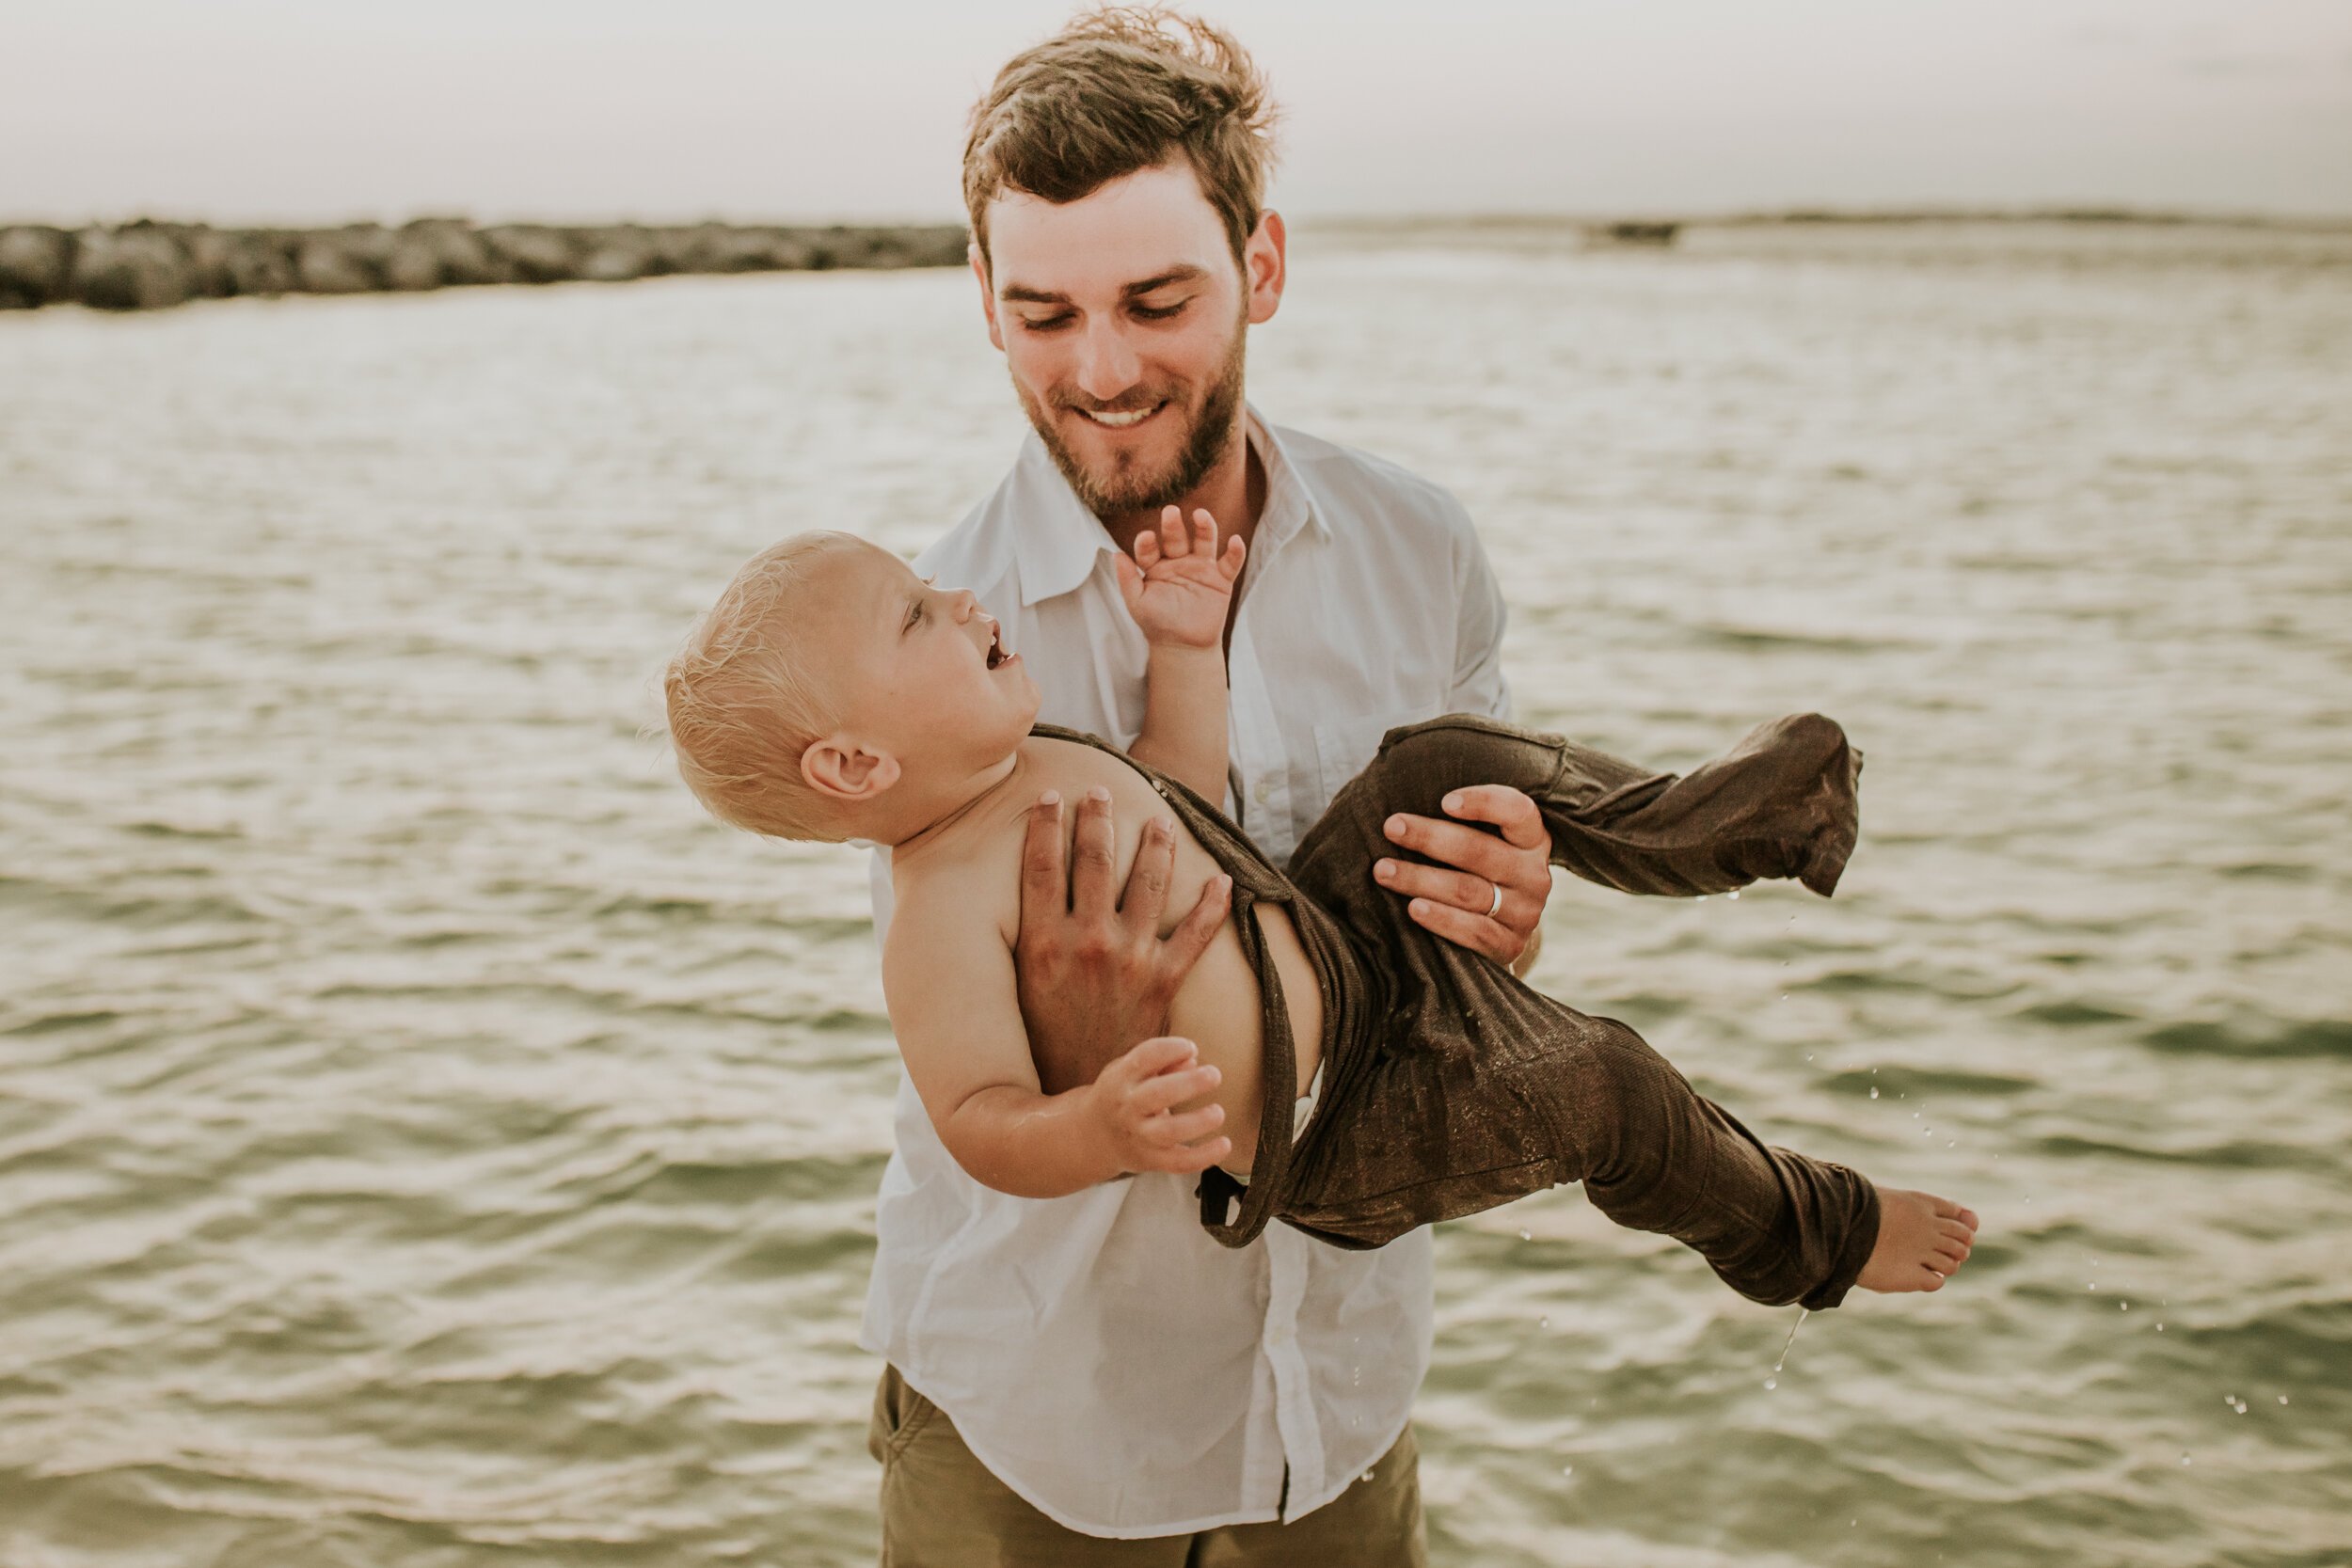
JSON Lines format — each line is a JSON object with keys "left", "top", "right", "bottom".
{"left": 1009, "top": 405, "right": 1327, "bottom": 609}
{"left": 1249, "top": 408, "right": 1330, "bottom": 558}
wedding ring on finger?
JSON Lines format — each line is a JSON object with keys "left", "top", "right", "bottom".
{"left": 1486, "top": 880, "right": 1504, "bottom": 919}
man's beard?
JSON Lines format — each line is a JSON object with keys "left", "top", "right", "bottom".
{"left": 1016, "top": 321, "right": 1248, "bottom": 520}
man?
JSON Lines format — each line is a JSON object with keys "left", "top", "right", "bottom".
{"left": 863, "top": 10, "right": 1557, "bottom": 1560}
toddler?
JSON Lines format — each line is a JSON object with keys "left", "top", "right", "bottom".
{"left": 663, "top": 516, "right": 1976, "bottom": 1307}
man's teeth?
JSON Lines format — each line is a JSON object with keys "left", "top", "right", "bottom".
{"left": 1079, "top": 405, "right": 1155, "bottom": 428}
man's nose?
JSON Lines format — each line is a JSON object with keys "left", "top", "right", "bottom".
{"left": 951, "top": 590, "right": 979, "bottom": 622}
{"left": 1072, "top": 319, "right": 1141, "bottom": 403}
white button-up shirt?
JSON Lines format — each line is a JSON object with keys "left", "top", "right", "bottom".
{"left": 862, "top": 410, "right": 1511, "bottom": 1537}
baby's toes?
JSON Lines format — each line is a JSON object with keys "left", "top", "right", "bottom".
{"left": 1929, "top": 1197, "right": 1980, "bottom": 1233}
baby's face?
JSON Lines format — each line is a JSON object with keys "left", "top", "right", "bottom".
{"left": 810, "top": 538, "right": 1039, "bottom": 780}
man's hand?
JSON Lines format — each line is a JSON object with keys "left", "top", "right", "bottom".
{"left": 1375, "top": 784, "right": 1551, "bottom": 972}
{"left": 1084, "top": 1036, "right": 1232, "bottom": 1177}
{"left": 1114, "top": 505, "right": 1246, "bottom": 650}
{"left": 1016, "top": 785, "right": 1232, "bottom": 1094}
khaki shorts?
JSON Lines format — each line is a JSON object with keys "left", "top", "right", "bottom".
{"left": 868, "top": 1364, "right": 1427, "bottom": 1566}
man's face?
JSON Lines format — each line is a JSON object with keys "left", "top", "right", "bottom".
{"left": 976, "top": 161, "right": 1283, "bottom": 517}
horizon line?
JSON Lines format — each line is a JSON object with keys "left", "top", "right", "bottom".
{"left": 9, "top": 204, "right": 2352, "bottom": 236}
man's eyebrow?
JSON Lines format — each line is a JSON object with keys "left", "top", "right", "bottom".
{"left": 996, "top": 265, "right": 1209, "bottom": 306}
{"left": 1119, "top": 265, "right": 1208, "bottom": 297}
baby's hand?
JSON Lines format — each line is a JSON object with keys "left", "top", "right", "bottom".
{"left": 1115, "top": 506, "right": 1247, "bottom": 650}
{"left": 1087, "top": 1035, "right": 1232, "bottom": 1176}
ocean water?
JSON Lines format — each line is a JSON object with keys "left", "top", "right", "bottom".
{"left": 2, "top": 220, "right": 2348, "bottom": 1566}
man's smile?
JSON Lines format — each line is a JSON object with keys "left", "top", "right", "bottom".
{"left": 1071, "top": 401, "right": 1168, "bottom": 431}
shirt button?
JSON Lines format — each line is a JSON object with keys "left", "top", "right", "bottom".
{"left": 1253, "top": 778, "right": 1275, "bottom": 805}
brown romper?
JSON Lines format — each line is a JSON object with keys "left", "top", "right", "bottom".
{"left": 1040, "top": 711, "right": 1882, "bottom": 1311}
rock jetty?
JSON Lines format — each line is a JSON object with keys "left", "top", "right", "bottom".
{"left": 1588, "top": 220, "right": 1680, "bottom": 246}
{"left": 0, "top": 219, "right": 968, "bottom": 312}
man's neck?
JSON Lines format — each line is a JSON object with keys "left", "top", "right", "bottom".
{"left": 1097, "top": 420, "right": 1268, "bottom": 562}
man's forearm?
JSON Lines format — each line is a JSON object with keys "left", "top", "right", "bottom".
{"left": 1127, "top": 644, "right": 1229, "bottom": 803}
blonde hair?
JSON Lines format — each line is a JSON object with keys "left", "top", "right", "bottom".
{"left": 664, "top": 533, "right": 856, "bottom": 842}
{"left": 963, "top": 6, "right": 1279, "bottom": 270}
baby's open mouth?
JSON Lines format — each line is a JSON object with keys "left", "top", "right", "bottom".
{"left": 985, "top": 624, "right": 1009, "bottom": 670}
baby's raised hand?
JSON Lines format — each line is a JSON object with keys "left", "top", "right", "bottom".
{"left": 1115, "top": 505, "right": 1247, "bottom": 650}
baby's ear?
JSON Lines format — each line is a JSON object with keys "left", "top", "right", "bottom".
{"left": 803, "top": 735, "right": 901, "bottom": 804}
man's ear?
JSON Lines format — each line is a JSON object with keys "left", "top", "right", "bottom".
{"left": 803, "top": 735, "right": 902, "bottom": 804}
{"left": 1244, "top": 209, "right": 1286, "bottom": 326}
{"left": 970, "top": 242, "right": 1005, "bottom": 353}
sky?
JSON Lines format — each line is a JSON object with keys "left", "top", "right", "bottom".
{"left": 3, "top": 0, "right": 2347, "bottom": 226}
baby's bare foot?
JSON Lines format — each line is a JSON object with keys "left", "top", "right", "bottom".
{"left": 1858, "top": 1187, "right": 1978, "bottom": 1293}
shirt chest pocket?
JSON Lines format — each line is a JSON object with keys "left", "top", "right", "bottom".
{"left": 1312, "top": 707, "right": 1434, "bottom": 803}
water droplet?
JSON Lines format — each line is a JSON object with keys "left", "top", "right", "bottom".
{"left": 2120, "top": 1301, "right": 2129, "bottom": 1310}
{"left": 2156, "top": 1323, "right": 2165, "bottom": 1331}
{"left": 1805, "top": 1053, "right": 1814, "bottom": 1062}
{"left": 1538, "top": 1315, "right": 1550, "bottom": 1329}
{"left": 1728, "top": 890, "right": 1740, "bottom": 900}
{"left": 1362, "top": 1470, "right": 1376, "bottom": 1483}
{"left": 1561, "top": 1464, "right": 1574, "bottom": 1476}
{"left": 2088, "top": 1282, "right": 2097, "bottom": 1291}
{"left": 2223, "top": 1393, "right": 2235, "bottom": 1404}
{"left": 2279, "top": 1395, "right": 2290, "bottom": 1405}
{"left": 1773, "top": 1308, "right": 1809, "bottom": 1372}
{"left": 1518, "top": 1228, "right": 1532, "bottom": 1242}
{"left": 2180, "top": 1454, "right": 2191, "bottom": 1466}
{"left": 1869, "top": 1087, "right": 1879, "bottom": 1100}
{"left": 1764, "top": 1378, "right": 1776, "bottom": 1389}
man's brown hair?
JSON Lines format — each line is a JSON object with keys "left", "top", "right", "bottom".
{"left": 962, "top": 6, "right": 1279, "bottom": 269}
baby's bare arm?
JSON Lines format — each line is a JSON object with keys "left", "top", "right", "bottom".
{"left": 1118, "top": 506, "right": 1244, "bottom": 804}
{"left": 884, "top": 870, "right": 1231, "bottom": 1198}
